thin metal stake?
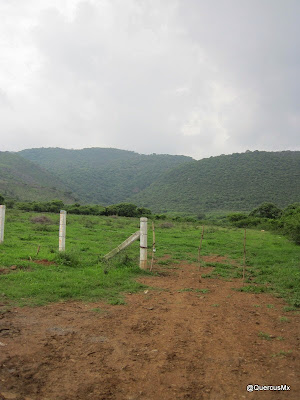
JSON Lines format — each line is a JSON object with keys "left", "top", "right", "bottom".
{"left": 198, "top": 225, "right": 204, "bottom": 270}
{"left": 243, "top": 228, "right": 246, "bottom": 284}
{"left": 150, "top": 221, "right": 156, "bottom": 272}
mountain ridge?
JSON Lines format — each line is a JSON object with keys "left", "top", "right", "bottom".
{"left": 129, "top": 150, "right": 300, "bottom": 213}
{"left": 18, "top": 147, "right": 193, "bottom": 204}
{"left": 1, "top": 147, "right": 298, "bottom": 213}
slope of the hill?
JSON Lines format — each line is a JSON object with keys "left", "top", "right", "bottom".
{"left": 18, "top": 147, "right": 193, "bottom": 204}
{"left": 130, "top": 151, "right": 300, "bottom": 213}
{"left": 0, "top": 152, "right": 76, "bottom": 203}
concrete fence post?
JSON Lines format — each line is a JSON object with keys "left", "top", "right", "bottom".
{"left": 59, "top": 210, "right": 67, "bottom": 252}
{"left": 104, "top": 231, "right": 140, "bottom": 260}
{"left": 139, "top": 217, "right": 148, "bottom": 270}
{"left": 0, "top": 205, "right": 5, "bottom": 244}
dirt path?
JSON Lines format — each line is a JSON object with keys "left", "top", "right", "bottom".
{"left": 0, "top": 260, "right": 299, "bottom": 400}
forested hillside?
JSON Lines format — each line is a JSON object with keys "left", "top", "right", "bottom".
{"left": 0, "top": 152, "right": 76, "bottom": 203}
{"left": 6, "top": 148, "right": 299, "bottom": 213}
{"left": 130, "top": 151, "right": 300, "bottom": 214}
{"left": 18, "top": 147, "right": 193, "bottom": 204}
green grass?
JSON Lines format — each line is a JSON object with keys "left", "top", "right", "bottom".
{"left": 177, "top": 288, "right": 208, "bottom": 293}
{"left": 0, "top": 211, "right": 147, "bottom": 306}
{"left": 90, "top": 307, "right": 108, "bottom": 313}
{"left": 258, "top": 331, "right": 273, "bottom": 340}
{"left": 283, "top": 306, "right": 298, "bottom": 312}
{"left": 258, "top": 332, "right": 285, "bottom": 341}
{"left": 272, "top": 350, "right": 292, "bottom": 358}
{"left": 279, "top": 316, "right": 290, "bottom": 323}
{"left": 0, "top": 210, "right": 299, "bottom": 308}
{"left": 201, "top": 262, "right": 240, "bottom": 279}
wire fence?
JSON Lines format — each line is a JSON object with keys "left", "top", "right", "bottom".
{"left": 0, "top": 206, "right": 150, "bottom": 269}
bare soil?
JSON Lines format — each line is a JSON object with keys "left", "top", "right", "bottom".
{"left": 0, "top": 259, "right": 299, "bottom": 400}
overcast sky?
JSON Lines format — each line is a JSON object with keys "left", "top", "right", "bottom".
{"left": 0, "top": 0, "right": 299, "bottom": 159}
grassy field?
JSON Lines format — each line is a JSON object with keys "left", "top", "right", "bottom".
{"left": 0, "top": 210, "right": 299, "bottom": 308}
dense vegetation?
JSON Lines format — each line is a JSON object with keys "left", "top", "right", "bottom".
{"left": 14, "top": 199, "right": 152, "bottom": 218}
{"left": 2, "top": 148, "right": 299, "bottom": 215}
{"left": 227, "top": 202, "right": 300, "bottom": 244}
{"left": 131, "top": 151, "right": 300, "bottom": 213}
{"left": 18, "top": 147, "right": 193, "bottom": 204}
{"left": 0, "top": 152, "right": 76, "bottom": 203}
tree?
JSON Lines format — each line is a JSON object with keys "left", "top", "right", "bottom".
{"left": 104, "top": 203, "right": 139, "bottom": 217}
{"left": 282, "top": 203, "right": 300, "bottom": 244}
{"left": 249, "top": 202, "right": 282, "bottom": 219}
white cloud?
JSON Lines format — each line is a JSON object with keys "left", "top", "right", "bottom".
{"left": 0, "top": 0, "right": 299, "bottom": 158}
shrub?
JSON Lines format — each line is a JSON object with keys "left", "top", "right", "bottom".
{"left": 17, "top": 202, "right": 34, "bottom": 212}
{"left": 137, "top": 207, "right": 152, "bottom": 217}
{"left": 227, "top": 213, "right": 248, "bottom": 222}
{"left": 281, "top": 207, "right": 300, "bottom": 244}
{"left": 154, "top": 214, "right": 167, "bottom": 220}
{"left": 4, "top": 199, "right": 15, "bottom": 209}
{"left": 230, "top": 216, "right": 261, "bottom": 228}
{"left": 283, "top": 203, "right": 300, "bottom": 216}
{"left": 104, "top": 203, "right": 139, "bottom": 217}
{"left": 172, "top": 216, "right": 183, "bottom": 222}
{"left": 48, "top": 200, "right": 65, "bottom": 213}
{"left": 197, "top": 212, "right": 206, "bottom": 220}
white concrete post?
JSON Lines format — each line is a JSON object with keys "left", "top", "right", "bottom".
{"left": 0, "top": 205, "right": 5, "bottom": 244}
{"left": 104, "top": 231, "right": 140, "bottom": 260}
{"left": 139, "top": 217, "right": 148, "bottom": 270}
{"left": 59, "top": 210, "right": 67, "bottom": 252}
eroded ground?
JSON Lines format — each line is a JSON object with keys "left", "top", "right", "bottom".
{"left": 0, "top": 260, "right": 299, "bottom": 399}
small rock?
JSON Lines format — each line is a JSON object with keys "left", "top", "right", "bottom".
{"left": 1, "top": 393, "right": 18, "bottom": 400}
{"left": 10, "top": 266, "right": 17, "bottom": 271}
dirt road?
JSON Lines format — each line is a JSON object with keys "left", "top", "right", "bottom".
{"left": 0, "top": 259, "right": 299, "bottom": 399}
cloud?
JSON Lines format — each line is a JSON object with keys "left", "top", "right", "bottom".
{"left": 0, "top": 0, "right": 299, "bottom": 158}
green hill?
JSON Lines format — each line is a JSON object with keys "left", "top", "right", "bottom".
{"left": 0, "top": 152, "right": 76, "bottom": 203}
{"left": 129, "top": 151, "right": 300, "bottom": 214}
{"left": 18, "top": 147, "right": 193, "bottom": 204}
{"left": 10, "top": 148, "right": 300, "bottom": 213}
